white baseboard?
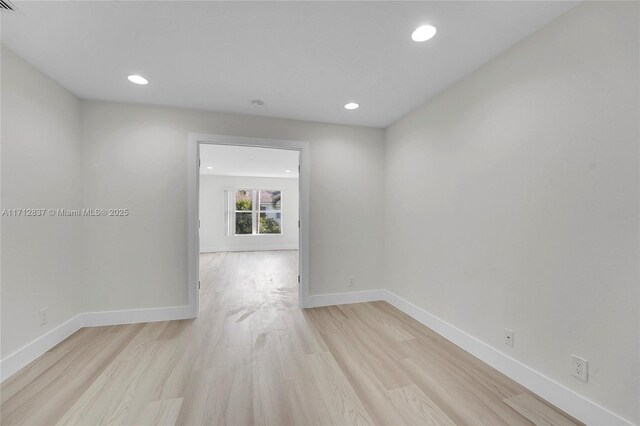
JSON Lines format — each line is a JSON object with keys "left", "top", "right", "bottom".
{"left": 200, "top": 244, "right": 298, "bottom": 253}
{"left": 303, "top": 289, "right": 386, "bottom": 308}
{"left": 298, "top": 288, "right": 634, "bottom": 425}
{"left": 0, "top": 313, "right": 83, "bottom": 382}
{"left": 383, "top": 290, "right": 634, "bottom": 426}
{"left": 0, "top": 305, "right": 195, "bottom": 383}
{"left": 81, "top": 305, "right": 195, "bottom": 327}
{"left": 1, "top": 289, "right": 634, "bottom": 426}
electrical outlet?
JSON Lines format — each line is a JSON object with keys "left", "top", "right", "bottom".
{"left": 348, "top": 276, "right": 355, "bottom": 288}
{"left": 504, "top": 328, "right": 514, "bottom": 347}
{"left": 571, "top": 355, "right": 588, "bottom": 382}
{"left": 39, "top": 308, "right": 48, "bottom": 326}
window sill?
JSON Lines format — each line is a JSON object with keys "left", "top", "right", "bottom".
{"left": 233, "top": 234, "right": 283, "bottom": 237}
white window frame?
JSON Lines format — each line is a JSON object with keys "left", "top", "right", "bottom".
{"left": 231, "top": 189, "right": 283, "bottom": 236}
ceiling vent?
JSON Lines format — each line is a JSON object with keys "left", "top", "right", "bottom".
{"left": 0, "top": 0, "right": 15, "bottom": 11}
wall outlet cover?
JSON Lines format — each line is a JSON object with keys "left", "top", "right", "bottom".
{"left": 504, "top": 328, "right": 514, "bottom": 347}
{"left": 571, "top": 354, "right": 588, "bottom": 382}
{"left": 39, "top": 308, "right": 48, "bottom": 326}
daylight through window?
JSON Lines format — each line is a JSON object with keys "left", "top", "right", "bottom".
{"left": 234, "top": 189, "right": 282, "bottom": 235}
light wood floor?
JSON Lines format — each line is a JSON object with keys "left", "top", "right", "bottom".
{"left": 1, "top": 250, "right": 581, "bottom": 426}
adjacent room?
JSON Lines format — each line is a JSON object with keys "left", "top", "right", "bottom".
{"left": 1, "top": 1, "right": 638, "bottom": 425}
{"left": 198, "top": 143, "right": 301, "bottom": 324}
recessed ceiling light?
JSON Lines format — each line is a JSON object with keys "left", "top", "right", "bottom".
{"left": 285, "top": 169, "right": 291, "bottom": 173}
{"left": 127, "top": 74, "right": 148, "bottom": 85}
{"left": 206, "top": 166, "right": 213, "bottom": 170}
{"left": 344, "top": 102, "right": 359, "bottom": 110}
{"left": 411, "top": 25, "right": 437, "bottom": 42}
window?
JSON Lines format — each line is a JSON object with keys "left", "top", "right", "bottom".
{"left": 233, "top": 189, "right": 282, "bottom": 235}
{"left": 234, "top": 190, "right": 253, "bottom": 234}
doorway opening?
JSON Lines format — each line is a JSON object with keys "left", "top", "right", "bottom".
{"left": 187, "top": 134, "right": 310, "bottom": 317}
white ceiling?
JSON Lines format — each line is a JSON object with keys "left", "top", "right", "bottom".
{"left": 1, "top": 1, "right": 578, "bottom": 128}
{"left": 200, "top": 145, "right": 299, "bottom": 179}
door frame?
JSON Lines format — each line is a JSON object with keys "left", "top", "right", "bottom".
{"left": 187, "top": 132, "right": 310, "bottom": 316}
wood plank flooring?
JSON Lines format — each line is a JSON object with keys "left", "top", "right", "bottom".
{"left": 1, "top": 250, "right": 581, "bottom": 425}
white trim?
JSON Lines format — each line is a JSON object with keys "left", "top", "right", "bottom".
{"left": 0, "top": 290, "right": 364, "bottom": 384}
{"left": 0, "top": 305, "right": 194, "bottom": 383}
{"left": 383, "top": 290, "right": 635, "bottom": 426}
{"left": 0, "top": 314, "right": 83, "bottom": 382}
{"left": 188, "top": 133, "right": 311, "bottom": 309}
{"left": 2, "top": 286, "right": 631, "bottom": 425}
{"left": 200, "top": 245, "right": 298, "bottom": 253}
{"left": 81, "top": 305, "right": 193, "bottom": 328}
{"left": 230, "top": 188, "right": 284, "bottom": 237}
{"left": 0, "top": 314, "right": 82, "bottom": 381}
{"left": 202, "top": 172, "right": 298, "bottom": 179}
{"left": 304, "top": 289, "right": 387, "bottom": 308}
{"left": 187, "top": 135, "right": 201, "bottom": 317}
{"left": 290, "top": 286, "right": 635, "bottom": 425}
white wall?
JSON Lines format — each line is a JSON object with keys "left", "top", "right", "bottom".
{"left": 200, "top": 175, "right": 299, "bottom": 253}
{"left": 0, "top": 45, "right": 384, "bottom": 360}
{"left": 80, "top": 100, "right": 385, "bottom": 312}
{"left": 3, "top": 4, "right": 638, "bottom": 422}
{"left": 384, "top": 2, "right": 639, "bottom": 424}
{"left": 1, "top": 47, "right": 83, "bottom": 358}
